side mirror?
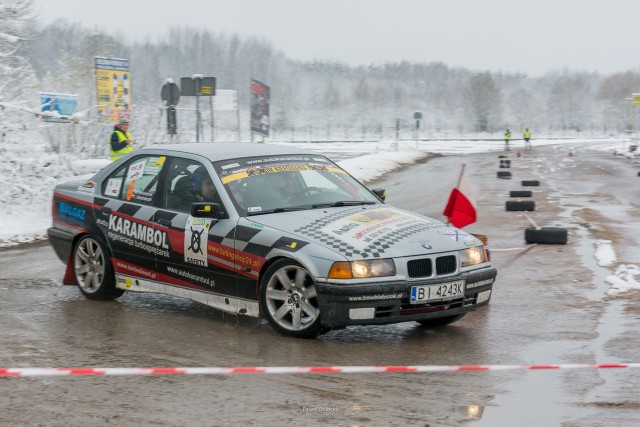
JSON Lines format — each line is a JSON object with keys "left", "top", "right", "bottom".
{"left": 191, "top": 202, "right": 223, "bottom": 218}
{"left": 371, "top": 188, "right": 386, "bottom": 201}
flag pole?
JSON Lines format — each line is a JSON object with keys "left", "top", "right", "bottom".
{"left": 456, "top": 163, "right": 466, "bottom": 189}
{"left": 446, "top": 163, "right": 466, "bottom": 225}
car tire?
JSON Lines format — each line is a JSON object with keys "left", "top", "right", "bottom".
{"left": 510, "top": 190, "right": 532, "bottom": 197}
{"left": 260, "top": 259, "right": 324, "bottom": 338}
{"left": 525, "top": 227, "right": 568, "bottom": 244}
{"left": 417, "top": 313, "right": 466, "bottom": 328}
{"left": 73, "top": 235, "right": 124, "bottom": 300}
{"left": 505, "top": 200, "right": 535, "bottom": 211}
{"left": 497, "top": 171, "right": 512, "bottom": 179}
{"left": 522, "top": 180, "right": 540, "bottom": 186}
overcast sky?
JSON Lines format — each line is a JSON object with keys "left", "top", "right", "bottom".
{"left": 34, "top": 0, "right": 640, "bottom": 76}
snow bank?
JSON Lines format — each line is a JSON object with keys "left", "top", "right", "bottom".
{"left": 337, "top": 150, "right": 428, "bottom": 183}
{"left": 605, "top": 265, "right": 640, "bottom": 296}
{"left": 594, "top": 240, "right": 616, "bottom": 266}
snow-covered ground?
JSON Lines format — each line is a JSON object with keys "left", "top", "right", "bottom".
{"left": 1, "top": 136, "right": 638, "bottom": 296}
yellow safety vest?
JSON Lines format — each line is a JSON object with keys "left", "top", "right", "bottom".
{"left": 109, "top": 129, "right": 134, "bottom": 161}
{"left": 524, "top": 130, "right": 531, "bottom": 139}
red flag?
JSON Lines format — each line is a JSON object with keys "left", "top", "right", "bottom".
{"left": 443, "top": 169, "right": 477, "bottom": 228}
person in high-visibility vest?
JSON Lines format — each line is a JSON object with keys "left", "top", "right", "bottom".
{"left": 523, "top": 128, "right": 532, "bottom": 149}
{"left": 504, "top": 129, "right": 511, "bottom": 151}
{"left": 109, "top": 118, "right": 134, "bottom": 161}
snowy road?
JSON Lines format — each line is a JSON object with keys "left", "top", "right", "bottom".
{"left": 0, "top": 145, "right": 639, "bottom": 426}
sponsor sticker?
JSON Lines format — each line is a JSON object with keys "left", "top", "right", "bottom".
{"left": 348, "top": 293, "right": 402, "bottom": 302}
{"left": 221, "top": 162, "right": 240, "bottom": 170}
{"left": 107, "top": 214, "right": 170, "bottom": 258}
{"left": 105, "top": 178, "right": 122, "bottom": 197}
{"left": 126, "top": 160, "right": 146, "bottom": 181}
{"left": 320, "top": 208, "right": 427, "bottom": 250}
{"left": 77, "top": 181, "right": 97, "bottom": 194}
{"left": 58, "top": 201, "right": 87, "bottom": 225}
{"left": 184, "top": 216, "right": 212, "bottom": 267}
{"left": 437, "top": 226, "right": 479, "bottom": 245}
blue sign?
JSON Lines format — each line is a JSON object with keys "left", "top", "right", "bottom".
{"left": 40, "top": 92, "right": 79, "bottom": 123}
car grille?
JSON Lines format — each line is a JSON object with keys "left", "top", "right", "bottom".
{"left": 407, "top": 255, "right": 457, "bottom": 278}
{"left": 374, "top": 293, "right": 481, "bottom": 318}
{"left": 436, "top": 255, "right": 457, "bottom": 275}
{"left": 407, "top": 258, "right": 432, "bottom": 278}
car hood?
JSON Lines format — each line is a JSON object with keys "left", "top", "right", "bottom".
{"left": 248, "top": 205, "right": 481, "bottom": 259}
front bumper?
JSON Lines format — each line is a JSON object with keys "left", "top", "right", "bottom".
{"left": 316, "top": 266, "right": 497, "bottom": 328}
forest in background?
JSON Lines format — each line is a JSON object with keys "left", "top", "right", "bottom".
{"left": 2, "top": 0, "right": 640, "bottom": 158}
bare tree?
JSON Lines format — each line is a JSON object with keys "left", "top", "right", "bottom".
{"left": 464, "top": 73, "right": 502, "bottom": 133}
{"left": 0, "top": 0, "right": 38, "bottom": 142}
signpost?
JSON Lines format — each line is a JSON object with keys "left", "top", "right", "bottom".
{"left": 413, "top": 111, "right": 422, "bottom": 140}
{"left": 181, "top": 75, "right": 216, "bottom": 142}
{"left": 161, "top": 80, "right": 180, "bottom": 136}
{"left": 214, "top": 90, "right": 240, "bottom": 142}
{"left": 250, "top": 80, "right": 270, "bottom": 142}
{"left": 631, "top": 94, "right": 640, "bottom": 151}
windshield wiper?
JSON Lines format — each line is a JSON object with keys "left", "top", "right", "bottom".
{"left": 311, "top": 201, "right": 376, "bottom": 209}
{"left": 247, "top": 207, "right": 308, "bottom": 216}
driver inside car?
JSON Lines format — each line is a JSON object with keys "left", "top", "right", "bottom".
{"left": 191, "top": 168, "right": 218, "bottom": 203}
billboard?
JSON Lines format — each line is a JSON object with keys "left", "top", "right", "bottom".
{"left": 214, "top": 90, "right": 238, "bottom": 111}
{"left": 40, "top": 92, "right": 78, "bottom": 123}
{"left": 250, "top": 79, "right": 270, "bottom": 136}
{"left": 95, "top": 56, "right": 131, "bottom": 123}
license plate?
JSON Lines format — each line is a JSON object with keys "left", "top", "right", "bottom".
{"left": 410, "top": 280, "right": 465, "bottom": 304}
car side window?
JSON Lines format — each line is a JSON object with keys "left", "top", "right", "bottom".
{"left": 119, "top": 155, "right": 167, "bottom": 205}
{"left": 163, "top": 158, "right": 223, "bottom": 213}
{"left": 102, "top": 164, "right": 127, "bottom": 199}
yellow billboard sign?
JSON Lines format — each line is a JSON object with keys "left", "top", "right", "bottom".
{"left": 95, "top": 57, "right": 131, "bottom": 122}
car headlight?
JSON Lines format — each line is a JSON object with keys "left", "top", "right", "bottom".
{"left": 460, "top": 246, "right": 487, "bottom": 267}
{"left": 328, "top": 259, "right": 396, "bottom": 279}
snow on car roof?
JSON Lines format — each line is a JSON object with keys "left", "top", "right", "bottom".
{"left": 140, "top": 142, "right": 318, "bottom": 162}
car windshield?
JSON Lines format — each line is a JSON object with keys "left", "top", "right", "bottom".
{"left": 213, "top": 154, "right": 380, "bottom": 215}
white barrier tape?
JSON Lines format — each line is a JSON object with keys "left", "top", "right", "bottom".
{"left": 520, "top": 211, "right": 539, "bottom": 229}
{"left": 1, "top": 363, "right": 639, "bottom": 377}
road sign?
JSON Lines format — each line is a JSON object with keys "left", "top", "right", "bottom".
{"left": 181, "top": 77, "right": 216, "bottom": 97}
{"left": 413, "top": 111, "right": 423, "bottom": 120}
{"left": 161, "top": 82, "right": 180, "bottom": 106}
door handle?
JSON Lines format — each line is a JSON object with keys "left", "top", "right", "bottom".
{"left": 100, "top": 206, "right": 112, "bottom": 215}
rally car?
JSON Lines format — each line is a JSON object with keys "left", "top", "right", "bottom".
{"left": 48, "top": 143, "right": 497, "bottom": 338}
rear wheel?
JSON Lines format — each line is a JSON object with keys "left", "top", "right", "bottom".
{"left": 260, "top": 259, "right": 324, "bottom": 338}
{"left": 417, "top": 313, "right": 466, "bottom": 328}
{"left": 73, "top": 236, "right": 124, "bottom": 300}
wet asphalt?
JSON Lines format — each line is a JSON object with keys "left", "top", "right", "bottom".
{"left": 1, "top": 144, "right": 639, "bottom": 426}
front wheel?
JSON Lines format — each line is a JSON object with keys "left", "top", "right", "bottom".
{"left": 260, "top": 259, "right": 323, "bottom": 338}
{"left": 73, "top": 235, "right": 124, "bottom": 300}
{"left": 416, "top": 313, "right": 466, "bottom": 328}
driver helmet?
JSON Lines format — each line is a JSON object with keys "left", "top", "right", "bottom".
{"left": 191, "top": 167, "right": 209, "bottom": 194}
